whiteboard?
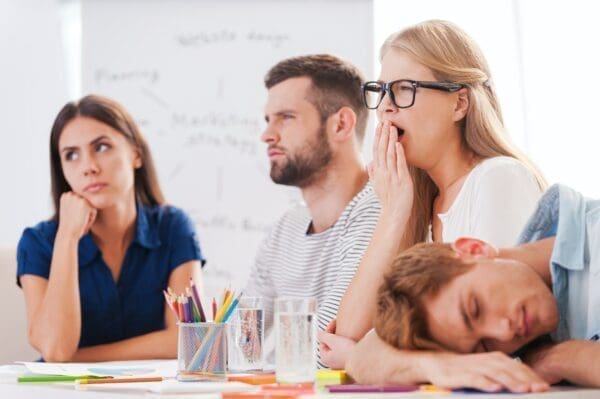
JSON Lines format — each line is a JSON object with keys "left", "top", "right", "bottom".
{"left": 0, "top": 0, "right": 68, "bottom": 247}
{"left": 81, "top": 0, "right": 373, "bottom": 298}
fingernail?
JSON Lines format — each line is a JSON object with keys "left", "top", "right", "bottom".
{"left": 515, "top": 384, "right": 528, "bottom": 392}
{"left": 533, "top": 382, "right": 549, "bottom": 391}
{"left": 486, "top": 384, "right": 501, "bottom": 392}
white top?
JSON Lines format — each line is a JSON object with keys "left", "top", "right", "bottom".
{"left": 430, "top": 156, "right": 543, "bottom": 247}
{"left": 244, "top": 182, "right": 380, "bottom": 365}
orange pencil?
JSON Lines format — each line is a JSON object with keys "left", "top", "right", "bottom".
{"left": 227, "top": 373, "right": 276, "bottom": 385}
{"left": 177, "top": 296, "right": 184, "bottom": 322}
{"left": 212, "top": 297, "right": 217, "bottom": 321}
{"left": 78, "top": 376, "right": 163, "bottom": 385}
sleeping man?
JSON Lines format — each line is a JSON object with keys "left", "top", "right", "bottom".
{"left": 372, "top": 184, "right": 600, "bottom": 389}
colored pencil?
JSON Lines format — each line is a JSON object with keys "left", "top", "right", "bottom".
{"left": 163, "top": 290, "right": 179, "bottom": 321}
{"left": 215, "top": 290, "right": 235, "bottom": 322}
{"left": 77, "top": 376, "right": 163, "bottom": 384}
{"left": 18, "top": 375, "right": 106, "bottom": 383}
{"left": 221, "top": 293, "right": 241, "bottom": 322}
{"left": 212, "top": 297, "right": 217, "bottom": 321}
{"left": 227, "top": 373, "right": 276, "bottom": 385}
{"left": 326, "top": 384, "right": 418, "bottom": 393}
{"left": 176, "top": 296, "right": 184, "bottom": 322}
{"left": 189, "top": 279, "right": 207, "bottom": 322}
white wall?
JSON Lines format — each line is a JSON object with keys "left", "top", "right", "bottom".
{"left": 374, "top": 0, "right": 600, "bottom": 197}
{"left": 0, "top": 0, "right": 68, "bottom": 246}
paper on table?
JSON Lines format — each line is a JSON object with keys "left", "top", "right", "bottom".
{"left": 75, "top": 380, "right": 258, "bottom": 394}
{"left": 19, "top": 359, "right": 177, "bottom": 377}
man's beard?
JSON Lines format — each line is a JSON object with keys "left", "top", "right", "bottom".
{"left": 269, "top": 124, "right": 332, "bottom": 188}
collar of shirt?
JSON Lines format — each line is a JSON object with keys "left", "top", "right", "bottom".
{"left": 77, "top": 202, "right": 162, "bottom": 268}
{"left": 550, "top": 185, "right": 587, "bottom": 272}
{"left": 517, "top": 184, "right": 586, "bottom": 342}
{"left": 518, "top": 183, "right": 586, "bottom": 272}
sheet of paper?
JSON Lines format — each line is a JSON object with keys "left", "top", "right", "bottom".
{"left": 19, "top": 359, "right": 177, "bottom": 377}
{"left": 74, "top": 380, "right": 257, "bottom": 394}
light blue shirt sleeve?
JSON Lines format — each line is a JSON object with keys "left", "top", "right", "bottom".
{"left": 518, "top": 184, "right": 600, "bottom": 342}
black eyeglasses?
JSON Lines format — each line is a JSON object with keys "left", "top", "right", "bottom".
{"left": 361, "top": 79, "right": 465, "bottom": 110}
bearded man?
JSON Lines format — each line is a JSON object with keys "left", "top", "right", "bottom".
{"left": 245, "top": 54, "right": 380, "bottom": 364}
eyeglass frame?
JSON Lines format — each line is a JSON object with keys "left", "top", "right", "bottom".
{"left": 361, "top": 79, "right": 465, "bottom": 110}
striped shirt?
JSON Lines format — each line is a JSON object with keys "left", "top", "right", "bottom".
{"left": 245, "top": 182, "right": 380, "bottom": 365}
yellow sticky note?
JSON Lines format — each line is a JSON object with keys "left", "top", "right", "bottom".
{"left": 316, "top": 369, "right": 349, "bottom": 383}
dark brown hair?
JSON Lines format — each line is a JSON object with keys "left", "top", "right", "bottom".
{"left": 49, "top": 94, "right": 164, "bottom": 219}
{"left": 375, "top": 242, "right": 473, "bottom": 351}
{"left": 264, "top": 54, "right": 368, "bottom": 143}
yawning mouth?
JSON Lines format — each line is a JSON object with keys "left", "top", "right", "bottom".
{"left": 391, "top": 124, "right": 405, "bottom": 139}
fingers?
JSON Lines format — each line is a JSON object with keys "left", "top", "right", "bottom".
{"left": 326, "top": 319, "right": 337, "bottom": 334}
{"left": 395, "top": 141, "right": 410, "bottom": 180}
{"left": 84, "top": 208, "right": 98, "bottom": 234}
{"left": 372, "top": 120, "right": 398, "bottom": 176}
{"left": 318, "top": 330, "right": 334, "bottom": 347}
{"left": 474, "top": 352, "right": 550, "bottom": 393}
{"left": 58, "top": 192, "right": 98, "bottom": 239}
{"left": 466, "top": 375, "right": 502, "bottom": 392}
{"left": 385, "top": 121, "right": 398, "bottom": 175}
{"left": 372, "top": 121, "right": 383, "bottom": 167}
{"left": 376, "top": 121, "right": 387, "bottom": 169}
{"left": 432, "top": 352, "right": 550, "bottom": 394}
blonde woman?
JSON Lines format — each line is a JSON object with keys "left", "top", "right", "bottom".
{"left": 320, "top": 20, "right": 548, "bottom": 392}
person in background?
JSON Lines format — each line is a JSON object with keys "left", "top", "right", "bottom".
{"left": 373, "top": 183, "right": 600, "bottom": 389}
{"left": 244, "top": 54, "right": 380, "bottom": 363}
{"left": 320, "top": 19, "right": 546, "bottom": 381}
{"left": 17, "top": 95, "right": 204, "bottom": 362}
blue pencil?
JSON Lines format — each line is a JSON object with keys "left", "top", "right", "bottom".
{"left": 221, "top": 294, "right": 241, "bottom": 322}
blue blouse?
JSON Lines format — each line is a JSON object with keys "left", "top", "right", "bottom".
{"left": 16, "top": 204, "right": 204, "bottom": 348}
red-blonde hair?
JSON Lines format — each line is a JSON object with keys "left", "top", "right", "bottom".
{"left": 375, "top": 242, "right": 473, "bottom": 350}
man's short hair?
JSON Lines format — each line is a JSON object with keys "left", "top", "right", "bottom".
{"left": 264, "top": 54, "right": 368, "bottom": 144}
{"left": 375, "top": 242, "right": 473, "bottom": 351}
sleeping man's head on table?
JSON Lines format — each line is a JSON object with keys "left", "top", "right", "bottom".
{"left": 375, "top": 184, "right": 600, "bottom": 389}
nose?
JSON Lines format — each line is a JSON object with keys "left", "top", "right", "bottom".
{"left": 482, "top": 316, "right": 515, "bottom": 342}
{"left": 82, "top": 154, "right": 100, "bottom": 177}
{"left": 260, "top": 122, "right": 279, "bottom": 145}
{"left": 376, "top": 91, "right": 398, "bottom": 120}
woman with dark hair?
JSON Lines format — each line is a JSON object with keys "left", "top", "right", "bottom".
{"left": 17, "top": 95, "right": 204, "bottom": 362}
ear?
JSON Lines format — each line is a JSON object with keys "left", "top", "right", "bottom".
{"left": 328, "top": 106, "right": 357, "bottom": 143}
{"left": 452, "top": 237, "right": 498, "bottom": 258}
{"left": 132, "top": 148, "right": 143, "bottom": 169}
{"left": 452, "top": 87, "right": 469, "bottom": 122}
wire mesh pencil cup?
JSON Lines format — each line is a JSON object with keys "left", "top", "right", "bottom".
{"left": 177, "top": 322, "right": 228, "bottom": 381}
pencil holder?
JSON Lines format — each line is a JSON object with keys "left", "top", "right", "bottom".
{"left": 177, "top": 322, "right": 228, "bottom": 381}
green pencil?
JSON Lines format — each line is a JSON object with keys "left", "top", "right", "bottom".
{"left": 18, "top": 374, "right": 106, "bottom": 383}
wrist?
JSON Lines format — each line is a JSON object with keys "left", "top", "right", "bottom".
{"left": 537, "top": 342, "right": 574, "bottom": 378}
{"left": 377, "top": 210, "right": 408, "bottom": 236}
{"left": 399, "top": 350, "right": 437, "bottom": 384}
{"left": 55, "top": 229, "right": 81, "bottom": 247}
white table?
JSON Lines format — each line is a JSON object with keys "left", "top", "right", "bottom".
{"left": 2, "top": 362, "right": 600, "bottom": 398}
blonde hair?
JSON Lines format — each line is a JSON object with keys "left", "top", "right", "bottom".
{"left": 381, "top": 20, "right": 546, "bottom": 250}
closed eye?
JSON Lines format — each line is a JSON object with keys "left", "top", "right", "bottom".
{"left": 472, "top": 296, "right": 480, "bottom": 320}
{"left": 479, "top": 339, "right": 489, "bottom": 352}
